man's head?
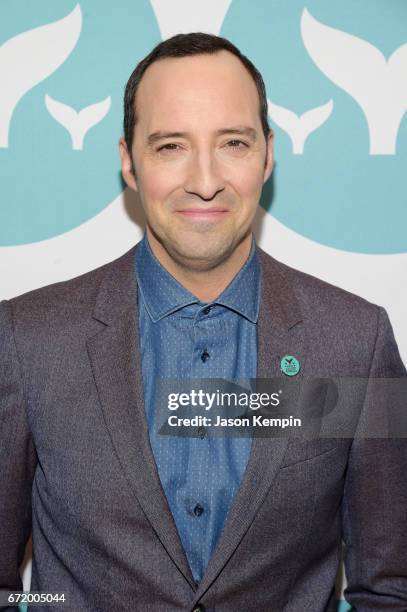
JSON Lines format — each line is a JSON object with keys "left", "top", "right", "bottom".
{"left": 119, "top": 32, "right": 273, "bottom": 274}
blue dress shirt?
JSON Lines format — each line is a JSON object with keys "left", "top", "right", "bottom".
{"left": 135, "top": 233, "right": 260, "bottom": 584}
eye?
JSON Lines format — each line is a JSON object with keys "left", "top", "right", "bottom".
{"left": 226, "top": 140, "right": 249, "bottom": 150}
{"left": 156, "top": 143, "right": 181, "bottom": 152}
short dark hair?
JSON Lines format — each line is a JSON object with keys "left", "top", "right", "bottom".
{"left": 123, "top": 32, "right": 270, "bottom": 154}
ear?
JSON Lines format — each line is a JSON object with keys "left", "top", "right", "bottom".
{"left": 118, "top": 137, "right": 138, "bottom": 191}
{"left": 263, "top": 129, "right": 274, "bottom": 184}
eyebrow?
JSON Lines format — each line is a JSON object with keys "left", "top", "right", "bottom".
{"left": 217, "top": 127, "right": 257, "bottom": 141}
{"left": 146, "top": 126, "right": 258, "bottom": 146}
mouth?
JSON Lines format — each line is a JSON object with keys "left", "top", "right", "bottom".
{"left": 175, "top": 208, "right": 229, "bottom": 220}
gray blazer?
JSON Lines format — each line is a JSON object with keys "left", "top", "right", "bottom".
{"left": 1, "top": 244, "right": 406, "bottom": 611}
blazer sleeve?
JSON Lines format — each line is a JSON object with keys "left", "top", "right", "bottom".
{"left": 342, "top": 306, "right": 407, "bottom": 610}
{"left": 0, "top": 300, "right": 37, "bottom": 592}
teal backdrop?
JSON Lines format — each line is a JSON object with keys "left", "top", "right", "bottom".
{"left": 0, "top": 0, "right": 160, "bottom": 245}
{"left": 1, "top": 2, "right": 405, "bottom": 611}
{"left": 221, "top": 0, "right": 407, "bottom": 253}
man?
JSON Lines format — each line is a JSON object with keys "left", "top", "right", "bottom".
{"left": 1, "top": 32, "right": 406, "bottom": 612}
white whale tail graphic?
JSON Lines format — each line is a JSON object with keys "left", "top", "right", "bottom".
{"left": 0, "top": 5, "right": 82, "bottom": 148}
{"left": 301, "top": 8, "right": 407, "bottom": 155}
{"left": 268, "top": 98, "right": 333, "bottom": 154}
{"left": 45, "top": 95, "right": 111, "bottom": 150}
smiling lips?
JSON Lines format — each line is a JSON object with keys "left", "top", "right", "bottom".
{"left": 176, "top": 208, "right": 229, "bottom": 220}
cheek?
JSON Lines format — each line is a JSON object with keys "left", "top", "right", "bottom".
{"left": 229, "top": 164, "right": 264, "bottom": 203}
{"left": 138, "top": 166, "right": 180, "bottom": 208}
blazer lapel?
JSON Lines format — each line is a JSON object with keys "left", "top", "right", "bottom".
{"left": 86, "top": 245, "right": 196, "bottom": 589}
{"left": 194, "top": 247, "right": 309, "bottom": 602}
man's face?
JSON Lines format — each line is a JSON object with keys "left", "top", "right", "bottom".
{"left": 119, "top": 50, "right": 273, "bottom": 272}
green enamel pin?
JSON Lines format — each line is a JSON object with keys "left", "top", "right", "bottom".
{"left": 280, "top": 355, "right": 301, "bottom": 376}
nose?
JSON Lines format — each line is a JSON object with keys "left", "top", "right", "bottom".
{"left": 184, "top": 150, "right": 225, "bottom": 201}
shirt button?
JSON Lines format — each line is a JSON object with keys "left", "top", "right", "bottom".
{"left": 203, "top": 306, "right": 212, "bottom": 315}
{"left": 197, "top": 426, "right": 206, "bottom": 439}
{"left": 193, "top": 503, "right": 204, "bottom": 517}
{"left": 191, "top": 606, "right": 205, "bottom": 612}
{"left": 201, "top": 350, "right": 210, "bottom": 363}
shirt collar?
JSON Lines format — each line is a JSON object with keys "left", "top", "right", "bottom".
{"left": 135, "top": 232, "right": 260, "bottom": 323}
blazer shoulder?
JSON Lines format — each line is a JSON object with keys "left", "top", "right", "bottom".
{"left": 257, "top": 246, "right": 379, "bottom": 319}
{"left": 259, "top": 246, "right": 388, "bottom": 375}
{"left": 6, "top": 244, "right": 138, "bottom": 324}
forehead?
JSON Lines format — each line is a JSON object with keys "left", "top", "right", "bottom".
{"left": 134, "top": 50, "right": 260, "bottom": 134}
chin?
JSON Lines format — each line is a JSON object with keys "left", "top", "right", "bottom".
{"left": 171, "top": 241, "right": 236, "bottom": 270}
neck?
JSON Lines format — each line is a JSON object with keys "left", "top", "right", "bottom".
{"left": 146, "top": 231, "right": 253, "bottom": 302}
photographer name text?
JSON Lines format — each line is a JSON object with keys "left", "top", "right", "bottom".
{"left": 167, "top": 414, "right": 302, "bottom": 428}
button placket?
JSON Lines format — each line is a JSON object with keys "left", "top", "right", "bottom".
{"left": 193, "top": 503, "right": 204, "bottom": 517}
{"left": 200, "top": 349, "right": 210, "bottom": 363}
{"left": 197, "top": 426, "right": 206, "bottom": 439}
{"left": 193, "top": 315, "right": 213, "bottom": 369}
